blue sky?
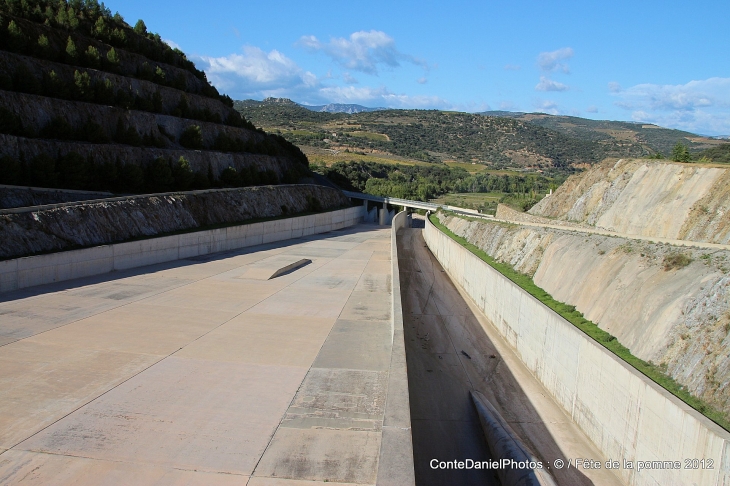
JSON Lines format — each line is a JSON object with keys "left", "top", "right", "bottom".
{"left": 108, "top": 0, "right": 729, "bottom": 135}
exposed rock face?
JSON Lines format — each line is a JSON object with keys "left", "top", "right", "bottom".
{"left": 0, "top": 185, "right": 351, "bottom": 260}
{"left": 440, "top": 212, "right": 730, "bottom": 419}
{"left": 0, "top": 90, "right": 263, "bottom": 148}
{"left": 529, "top": 158, "right": 730, "bottom": 243}
{"left": 0, "top": 185, "right": 111, "bottom": 209}
{"left": 0, "top": 134, "right": 299, "bottom": 180}
{"left": 0, "top": 51, "right": 231, "bottom": 121}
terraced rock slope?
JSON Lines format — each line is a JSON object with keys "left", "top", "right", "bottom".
{"left": 0, "top": 1, "right": 309, "bottom": 193}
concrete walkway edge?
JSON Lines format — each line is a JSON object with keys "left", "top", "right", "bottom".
{"left": 0, "top": 206, "right": 364, "bottom": 294}
{"left": 376, "top": 210, "right": 416, "bottom": 485}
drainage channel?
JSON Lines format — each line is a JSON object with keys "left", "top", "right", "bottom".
{"left": 396, "top": 226, "right": 616, "bottom": 486}
{"left": 397, "top": 227, "right": 498, "bottom": 485}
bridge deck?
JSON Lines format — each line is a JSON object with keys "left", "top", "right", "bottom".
{"left": 0, "top": 225, "right": 393, "bottom": 485}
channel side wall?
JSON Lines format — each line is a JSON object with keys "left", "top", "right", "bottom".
{"left": 423, "top": 215, "right": 730, "bottom": 486}
{"left": 377, "top": 211, "right": 416, "bottom": 485}
{"left": 0, "top": 206, "right": 364, "bottom": 294}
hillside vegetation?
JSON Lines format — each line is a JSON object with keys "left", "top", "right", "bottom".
{"left": 482, "top": 111, "right": 722, "bottom": 157}
{"left": 0, "top": 1, "right": 309, "bottom": 194}
{"left": 237, "top": 98, "right": 723, "bottom": 174}
{"left": 237, "top": 98, "right": 645, "bottom": 170}
{"left": 314, "top": 160, "right": 561, "bottom": 212}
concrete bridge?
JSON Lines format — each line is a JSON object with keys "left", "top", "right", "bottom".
{"left": 342, "top": 191, "right": 481, "bottom": 225}
{"left": 1, "top": 203, "right": 728, "bottom": 485}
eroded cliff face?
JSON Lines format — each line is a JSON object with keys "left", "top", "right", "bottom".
{"left": 440, "top": 213, "right": 730, "bottom": 417}
{"left": 0, "top": 185, "right": 351, "bottom": 260}
{"left": 529, "top": 158, "right": 730, "bottom": 243}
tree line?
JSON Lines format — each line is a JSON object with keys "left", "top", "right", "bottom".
{"left": 315, "top": 160, "right": 559, "bottom": 204}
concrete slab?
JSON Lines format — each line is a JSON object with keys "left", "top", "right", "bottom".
{"left": 0, "top": 450, "right": 248, "bottom": 485}
{"left": 253, "top": 428, "right": 381, "bottom": 484}
{"left": 143, "top": 279, "right": 281, "bottom": 313}
{"left": 0, "top": 341, "right": 159, "bottom": 448}
{"left": 18, "top": 357, "right": 305, "bottom": 475}
{"left": 339, "top": 249, "right": 375, "bottom": 261}
{"left": 289, "top": 271, "right": 361, "bottom": 291}
{"left": 281, "top": 367, "right": 388, "bottom": 431}
{"left": 248, "top": 478, "right": 360, "bottom": 486}
{"left": 0, "top": 294, "right": 118, "bottom": 345}
{"left": 312, "top": 319, "right": 392, "bottom": 372}
{"left": 177, "top": 314, "right": 335, "bottom": 368}
{"left": 286, "top": 247, "right": 348, "bottom": 259}
{"left": 26, "top": 304, "right": 236, "bottom": 357}
{"left": 0, "top": 224, "right": 399, "bottom": 484}
{"left": 247, "top": 287, "right": 352, "bottom": 318}
{"left": 339, "top": 291, "right": 392, "bottom": 321}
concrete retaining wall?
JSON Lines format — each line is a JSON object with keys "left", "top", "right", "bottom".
{"left": 424, "top": 215, "right": 730, "bottom": 486}
{"left": 0, "top": 206, "right": 364, "bottom": 294}
{"left": 377, "top": 210, "right": 415, "bottom": 485}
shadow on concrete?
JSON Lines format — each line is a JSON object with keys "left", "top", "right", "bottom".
{"left": 397, "top": 228, "right": 594, "bottom": 486}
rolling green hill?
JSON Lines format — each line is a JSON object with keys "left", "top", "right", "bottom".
{"left": 237, "top": 98, "right": 653, "bottom": 172}
{"left": 480, "top": 111, "right": 721, "bottom": 157}
{"left": 237, "top": 98, "right": 723, "bottom": 174}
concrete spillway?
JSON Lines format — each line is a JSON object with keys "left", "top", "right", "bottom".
{"left": 398, "top": 227, "right": 621, "bottom": 486}
{"left": 3, "top": 204, "right": 728, "bottom": 485}
{"left": 0, "top": 222, "right": 409, "bottom": 484}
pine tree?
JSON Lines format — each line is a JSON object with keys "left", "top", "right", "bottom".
{"left": 93, "top": 16, "right": 107, "bottom": 39}
{"left": 85, "top": 45, "right": 100, "bottom": 66}
{"left": 65, "top": 36, "right": 78, "bottom": 59}
{"left": 672, "top": 142, "right": 691, "bottom": 163}
{"left": 106, "top": 46, "right": 119, "bottom": 65}
{"left": 133, "top": 19, "right": 147, "bottom": 35}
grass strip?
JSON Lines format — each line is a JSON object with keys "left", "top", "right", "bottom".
{"left": 429, "top": 212, "right": 730, "bottom": 432}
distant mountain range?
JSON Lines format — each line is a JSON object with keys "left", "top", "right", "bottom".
{"left": 300, "top": 103, "right": 385, "bottom": 114}
{"left": 238, "top": 98, "right": 384, "bottom": 114}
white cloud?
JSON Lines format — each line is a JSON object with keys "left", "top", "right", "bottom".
{"left": 194, "top": 46, "right": 317, "bottom": 96}
{"left": 417, "top": 77, "right": 427, "bottom": 84}
{"left": 586, "top": 105, "right": 598, "bottom": 113}
{"left": 499, "top": 101, "right": 516, "bottom": 111}
{"left": 297, "top": 30, "right": 427, "bottom": 75}
{"left": 612, "top": 78, "right": 730, "bottom": 135}
{"left": 537, "top": 47, "right": 574, "bottom": 73}
{"left": 504, "top": 64, "right": 521, "bottom": 71}
{"left": 343, "top": 72, "right": 358, "bottom": 84}
{"left": 163, "top": 39, "right": 181, "bottom": 50}
{"left": 535, "top": 76, "right": 569, "bottom": 92}
{"left": 533, "top": 99, "right": 560, "bottom": 115}
{"left": 617, "top": 78, "right": 728, "bottom": 111}
{"left": 608, "top": 81, "right": 622, "bottom": 93}
{"left": 195, "top": 44, "right": 448, "bottom": 109}
{"left": 318, "top": 85, "right": 448, "bottom": 109}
